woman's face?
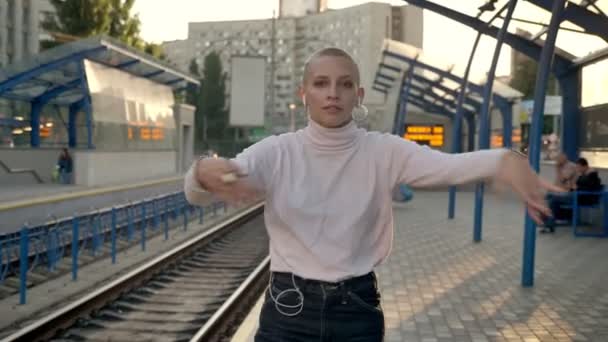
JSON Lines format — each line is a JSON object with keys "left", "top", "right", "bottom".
{"left": 300, "top": 55, "right": 364, "bottom": 128}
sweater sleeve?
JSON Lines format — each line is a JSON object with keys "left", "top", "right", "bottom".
{"left": 184, "top": 162, "right": 213, "bottom": 206}
{"left": 384, "top": 135, "right": 507, "bottom": 188}
{"left": 229, "top": 135, "right": 279, "bottom": 193}
{"left": 183, "top": 136, "right": 278, "bottom": 206}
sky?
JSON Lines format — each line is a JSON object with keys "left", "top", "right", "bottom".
{"left": 132, "top": 0, "right": 607, "bottom": 87}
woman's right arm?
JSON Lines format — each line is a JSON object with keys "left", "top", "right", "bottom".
{"left": 184, "top": 136, "right": 278, "bottom": 206}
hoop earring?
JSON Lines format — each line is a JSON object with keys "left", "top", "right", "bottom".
{"left": 352, "top": 100, "right": 369, "bottom": 122}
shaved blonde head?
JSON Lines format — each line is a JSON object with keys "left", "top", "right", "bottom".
{"left": 302, "top": 47, "right": 360, "bottom": 85}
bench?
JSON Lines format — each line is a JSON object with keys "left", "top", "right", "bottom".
{"left": 571, "top": 187, "right": 608, "bottom": 237}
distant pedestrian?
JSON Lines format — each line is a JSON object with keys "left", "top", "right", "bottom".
{"left": 57, "top": 148, "right": 73, "bottom": 184}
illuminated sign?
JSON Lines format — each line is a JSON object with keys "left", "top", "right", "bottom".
{"left": 404, "top": 124, "right": 444, "bottom": 147}
{"left": 129, "top": 126, "right": 165, "bottom": 141}
{"left": 40, "top": 127, "right": 52, "bottom": 138}
{"left": 491, "top": 128, "right": 522, "bottom": 148}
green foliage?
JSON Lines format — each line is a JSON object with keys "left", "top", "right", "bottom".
{"left": 43, "top": 0, "right": 113, "bottom": 37}
{"left": 188, "top": 53, "right": 241, "bottom": 156}
{"left": 509, "top": 57, "right": 559, "bottom": 99}
{"left": 43, "top": 0, "right": 164, "bottom": 59}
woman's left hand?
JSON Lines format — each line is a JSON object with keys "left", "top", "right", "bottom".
{"left": 494, "top": 151, "right": 552, "bottom": 225}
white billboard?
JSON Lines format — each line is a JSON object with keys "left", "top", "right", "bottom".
{"left": 229, "top": 56, "right": 266, "bottom": 127}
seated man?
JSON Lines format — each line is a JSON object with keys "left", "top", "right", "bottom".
{"left": 554, "top": 153, "right": 577, "bottom": 191}
{"left": 574, "top": 157, "right": 603, "bottom": 206}
{"left": 542, "top": 157, "right": 603, "bottom": 233}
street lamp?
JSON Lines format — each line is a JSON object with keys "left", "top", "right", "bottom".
{"left": 289, "top": 103, "right": 296, "bottom": 132}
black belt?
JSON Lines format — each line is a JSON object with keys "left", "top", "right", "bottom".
{"left": 271, "top": 271, "right": 377, "bottom": 292}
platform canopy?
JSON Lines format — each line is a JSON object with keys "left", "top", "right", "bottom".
{"left": 374, "top": 39, "right": 523, "bottom": 114}
{"left": 0, "top": 35, "right": 199, "bottom": 107}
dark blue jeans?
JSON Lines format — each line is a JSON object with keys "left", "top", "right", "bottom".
{"left": 255, "top": 272, "right": 385, "bottom": 342}
{"left": 545, "top": 192, "right": 573, "bottom": 230}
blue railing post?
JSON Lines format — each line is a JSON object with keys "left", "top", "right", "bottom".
{"left": 473, "top": 0, "right": 519, "bottom": 243}
{"left": 183, "top": 204, "right": 188, "bottom": 231}
{"left": 522, "top": 0, "right": 566, "bottom": 287}
{"left": 164, "top": 197, "right": 169, "bottom": 241}
{"left": 19, "top": 226, "right": 29, "bottom": 305}
{"left": 71, "top": 216, "right": 79, "bottom": 281}
{"left": 127, "top": 205, "right": 134, "bottom": 242}
{"left": 153, "top": 199, "right": 159, "bottom": 229}
{"left": 141, "top": 203, "right": 146, "bottom": 252}
{"left": 92, "top": 213, "right": 100, "bottom": 255}
{"left": 173, "top": 196, "right": 179, "bottom": 219}
{"left": 111, "top": 207, "right": 117, "bottom": 264}
{"left": 46, "top": 228, "right": 57, "bottom": 272}
{"left": 199, "top": 207, "right": 204, "bottom": 224}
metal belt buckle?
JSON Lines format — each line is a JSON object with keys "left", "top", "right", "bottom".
{"left": 325, "top": 281, "right": 344, "bottom": 291}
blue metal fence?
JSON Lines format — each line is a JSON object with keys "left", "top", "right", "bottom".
{"left": 0, "top": 192, "right": 227, "bottom": 304}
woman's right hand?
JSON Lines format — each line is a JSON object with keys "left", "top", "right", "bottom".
{"left": 195, "top": 157, "right": 259, "bottom": 204}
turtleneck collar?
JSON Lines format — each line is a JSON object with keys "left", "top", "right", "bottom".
{"left": 303, "top": 117, "right": 360, "bottom": 151}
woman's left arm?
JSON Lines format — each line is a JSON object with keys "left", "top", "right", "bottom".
{"left": 386, "top": 135, "right": 550, "bottom": 223}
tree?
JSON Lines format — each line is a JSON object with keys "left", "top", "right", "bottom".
{"left": 43, "top": 0, "right": 112, "bottom": 38}
{"left": 43, "top": 0, "right": 164, "bottom": 59}
{"left": 107, "top": 0, "right": 143, "bottom": 48}
{"left": 198, "top": 52, "right": 238, "bottom": 155}
{"left": 510, "top": 57, "right": 561, "bottom": 134}
{"left": 509, "top": 57, "right": 559, "bottom": 99}
{"left": 187, "top": 59, "right": 205, "bottom": 148}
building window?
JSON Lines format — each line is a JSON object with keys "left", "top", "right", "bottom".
{"left": 22, "top": 5, "right": 29, "bottom": 28}
{"left": 23, "top": 32, "right": 28, "bottom": 54}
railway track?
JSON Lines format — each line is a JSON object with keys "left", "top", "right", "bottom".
{"left": 2, "top": 203, "right": 269, "bottom": 342}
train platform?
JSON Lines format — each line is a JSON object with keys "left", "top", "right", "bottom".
{"left": 0, "top": 175, "right": 183, "bottom": 233}
{"left": 232, "top": 190, "right": 608, "bottom": 342}
{"left": 0, "top": 200, "right": 248, "bottom": 339}
{"left": 0, "top": 175, "right": 180, "bottom": 205}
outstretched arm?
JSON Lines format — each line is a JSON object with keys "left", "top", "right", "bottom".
{"left": 386, "top": 136, "right": 550, "bottom": 224}
{"left": 184, "top": 136, "right": 278, "bottom": 206}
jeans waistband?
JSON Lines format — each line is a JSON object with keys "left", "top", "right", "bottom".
{"left": 271, "top": 271, "right": 377, "bottom": 293}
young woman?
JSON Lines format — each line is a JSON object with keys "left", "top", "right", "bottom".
{"left": 185, "top": 48, "right": 550, "bottom": 341}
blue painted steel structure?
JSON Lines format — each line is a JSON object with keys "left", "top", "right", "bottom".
{"left": 378, "top": 50, "right": 517, "bottom": 144}
{"left": 522, "top": 0, "right": 567, "bottom": 287}
{"left": 449, "top": 28, "right": 484, "bottom": 220}
{"left": 398, "top": 0, "right": 607, "bottom": 287}
{"left": 0, "top": 35, "right": 200, "bottom": 149}
{"left": 400, "top": 0, "right": 580, "bottom": 160}
{"left": 376, "top": 81, "right": 478, "bottom": 152}
{"left": 473, "top": 0, "right": 519, "bottom": 243}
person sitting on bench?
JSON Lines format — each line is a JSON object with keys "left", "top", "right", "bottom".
{"left": 542, "top": 157, "right": 603, "bottom": 233}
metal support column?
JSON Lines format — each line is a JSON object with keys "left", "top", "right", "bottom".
{"left": 466, "top": 115, "right": 476, "bottom": 152}
{"left": 30, "top": 100, "right": 43, "bottom": 147}
{"left": 448, "top": 2, "right": 510, "bottom": 219}
{"left": 522, "top": 0, "right": 566, "bottom": 287}
{"left": 68, "top": 101, "right": 81, "bottom": 148}
{"left": 473, "top": 0, "right": 518, "bottom": 242}
{"left": 448, "top": 30, "right": 483, "bottom": 219}
{"left": 84, "top": 97, "right": 93, "bottom": 149}
{"left": 78, "top": 61, "right": 94, "bottom": 149}
{"left": 500, "top": 102, "right": 513, "bottom": 148}
{"left": 397, "top": 67, "right": 416, "bottom": 137}
{"left": 559, "top": 71, "right": 580, "bottom": 161}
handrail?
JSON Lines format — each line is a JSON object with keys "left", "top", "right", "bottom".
{"left": 0, "top": 160, "right": 44, "bottom": 183}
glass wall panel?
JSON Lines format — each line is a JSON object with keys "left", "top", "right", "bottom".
{"left": 84, "top": 59, "right": 176, "bottom": 151}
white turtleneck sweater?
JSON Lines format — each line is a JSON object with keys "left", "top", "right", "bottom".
{"left": 185, "top": 119, "right": 506, "bottom": 282}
